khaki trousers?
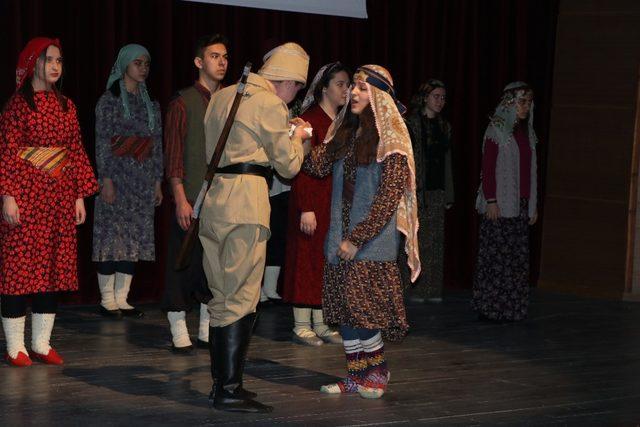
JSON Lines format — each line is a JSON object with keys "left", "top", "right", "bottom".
{"left": 199, "top": 219, "right": 268, "bottom": 327}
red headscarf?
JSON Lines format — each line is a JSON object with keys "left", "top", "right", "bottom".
{"left": 15, "top": 37, "right": 62, "bottom": 90}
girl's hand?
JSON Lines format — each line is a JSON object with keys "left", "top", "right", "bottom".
{"left": 154, "top": 182, "right": 163, "bottom": 207}
{"left": 2, "top": 195, "right": 20, "bottom": 225}
{"left": 75, "top": 198, "right": 86, "bottom": 225}
{"left": 337, "top": 240, "right": 358, "bottom": 261}
{"left": 486, "top": 203, "right": 500, "bottom": 221}
{"left": 300, "top": 211, "right": 317, "bottom": 235}
{"left": 101, "top": 179, "right": 116, "bottom": 204}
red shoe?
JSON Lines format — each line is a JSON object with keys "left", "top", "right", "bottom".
{"left": 30, "top": 348, "right": 64, "bottom": 365}
{"left": 6, "top": 351, "right": 32, "bottom": 367}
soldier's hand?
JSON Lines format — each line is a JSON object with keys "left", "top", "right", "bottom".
{"left": 290, "top": 118, "right": 313, "bottom": 140}
{"left": 176, "top": 200, "right": 193, "bottom": 231}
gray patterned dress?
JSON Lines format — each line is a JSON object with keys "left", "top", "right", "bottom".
{"left": 92, "top": 90, "right": 163, "bottom": 262}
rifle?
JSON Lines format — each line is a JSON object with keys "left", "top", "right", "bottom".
{"left": 174, "top": 62, "right": 252, "bottom": 270}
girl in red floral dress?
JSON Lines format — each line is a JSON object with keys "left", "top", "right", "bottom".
{"left": 0, "top": 38, "right": 98, "bottom": 367}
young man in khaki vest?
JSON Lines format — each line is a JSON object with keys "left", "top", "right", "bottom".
{"left": 162, "top": 34, "right": 229, "bottom": 353}
{"left": 200, "top": 42, "right": 312, "bottom": 413}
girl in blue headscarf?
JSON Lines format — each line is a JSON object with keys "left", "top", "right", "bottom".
{"left": 92, "top": 44, "right": 163, "bottom": 319}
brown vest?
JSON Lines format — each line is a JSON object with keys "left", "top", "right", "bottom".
{"left": 178, "top": 86, "right": 208, "bottom": 202}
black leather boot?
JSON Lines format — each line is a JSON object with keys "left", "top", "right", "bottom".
{"left": 208, "top": 325, "right": 257, "bottom": 402}
{"left": 210, "top": 314, "right": 272, "bottom": 413}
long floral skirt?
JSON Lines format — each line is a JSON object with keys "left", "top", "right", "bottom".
{"left": 322, "top": 260, "right": 408, "bottom": 342}
{"left": 472, "top": 199, "right": 530, "bottom": 321}
{"left": 415, "top": 190, "right": 445, "bottom": 299}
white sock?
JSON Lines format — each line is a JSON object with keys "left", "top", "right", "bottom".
{"left": 262, "top": 266, "right": 281, "bottom": 299}
{"left": 97, "top": 273, "right": 118, "bottom": 310}
{"left": 1, "top": 316, "right": 27, "bottom": 359}
{"left": 114, "top": 273, "right": 134, "bottom": 310}
{"left": 343, "top": 338, "right": 363, "bottom": 355}
{"left": 361, "top": 332, "right": 383, "bottom": 353}
{"left": 198, "top": 303, "right": 210, "bottom": 342}
{"left": 312, "top": 309, "right": 336, "bottom": 337}
{"left": 167, "top": 311, "right": 192, "bottom": 348}
{"left": 31, "top": 313, "right": 55, "bottom": 355}
{"left": 293, "top": 307, "right": 313, "bottom": 336}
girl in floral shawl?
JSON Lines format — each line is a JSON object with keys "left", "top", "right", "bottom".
{"left": 303, "top": 64, "right": 419, "bottom": 399}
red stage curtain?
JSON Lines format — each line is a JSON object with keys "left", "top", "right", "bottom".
{"left": 0, "top": 0, "right": 559, "bottom": 304}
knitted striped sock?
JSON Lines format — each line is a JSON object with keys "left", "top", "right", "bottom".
{"left": 344, "top": 339, "right": 367, "bottom": 386}
{"left": 361, "top": 332, "right": 389, "bottom": 390}
{"left": 320, "top": 338, "right": 366, "bottom": 394}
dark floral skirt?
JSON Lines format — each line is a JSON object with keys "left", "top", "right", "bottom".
{"left": 472, "top": 199, "right": 530, "bottom": 321}
{"left": 415, "top": 190, "right": 445, "bottom": 299}
{"left": 322, "top": 260, "right": 409, "bottom": 341}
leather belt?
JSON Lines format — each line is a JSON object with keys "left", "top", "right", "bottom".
{"left": 216, "top": 163, "right": 273, "bottom": 185}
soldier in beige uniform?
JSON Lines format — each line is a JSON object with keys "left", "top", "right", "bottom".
{"left": 200, "top": 42, "right": 311, "bottom": 413}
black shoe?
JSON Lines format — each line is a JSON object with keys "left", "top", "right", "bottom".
{"left": 477, "top": 313, "right": 495, "bottom": 322}
{"left": 170, "top": 344, "right": 194, "bottom": 354}
{"left": 120, "top": 307, "right": 144, "bottom": 318}
{"left": 209, "top": 315, "right": 273, "bottom": 413}
{"left": 208, "top": 386, "right": 257, "bottom": 402}
{"left": 98, "top": 305, "right": 122, "bottom": 319}
{"left": 196, "top": 339, "right": 209, "bottom": 349}
{"left": 213, "top": 392, "right": 272, "bottom": 413}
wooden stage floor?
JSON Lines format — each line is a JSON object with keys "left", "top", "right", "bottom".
{"left": 1, "top": 291, "right": 639, "bottom": 426}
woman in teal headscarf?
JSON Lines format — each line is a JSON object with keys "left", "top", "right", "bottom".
{"left": 92, "top": 44, "right": 163, "bottom": 319}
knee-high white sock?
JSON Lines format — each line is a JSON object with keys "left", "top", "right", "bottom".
{"left": 31, "top": 313, "right": 55, "bottom": 355}
{"left": 262, "top": 266, "right": 281, "bottom": 299}
{"left": 167, "top": 311, "right": 192, "bottom": 348}
{"left": 114, "top": 273, "right": 134, "bottom": 310}
{"left": 97, "top": 273, "right": 118, "bottom": 310}
{"left": 293, "top": 307, "right": 313, "bottom": 335}
{"left": 312, "top": 309, "right": 329, "bottom": 335}
{"left": 198, "top": 303, "right": 210, "bottom": 342}
{"left": 1, "top": 316, "right": 27, "bottom": 359}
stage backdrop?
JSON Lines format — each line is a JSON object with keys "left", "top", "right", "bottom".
{"left": 0, "top": 0, "right": 559, "bottom": 305}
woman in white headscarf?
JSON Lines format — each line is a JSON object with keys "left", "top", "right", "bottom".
{"left": 303, "top": 65, "right": 419, "bottom": 399}
{"left": 473, "top": 82, "right": 538, "bottom": 322}
{"left": 283, "top": 62, "right": 350, "bottom": 347}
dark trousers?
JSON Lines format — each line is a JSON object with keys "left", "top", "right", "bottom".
{"left": 339, "top": 325, "right": 379, "bottom": 341}
{"left": 1, "top": 292, "right": 58, "bottom": 318}
{"left": 266, "top": 191, "right": 289, "bottom": 267}
{"left": 161, "top": 215, "right": 212, "bottom": 312}
{"left": 95, "top": 261, "right": 136, "bottom": 275}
